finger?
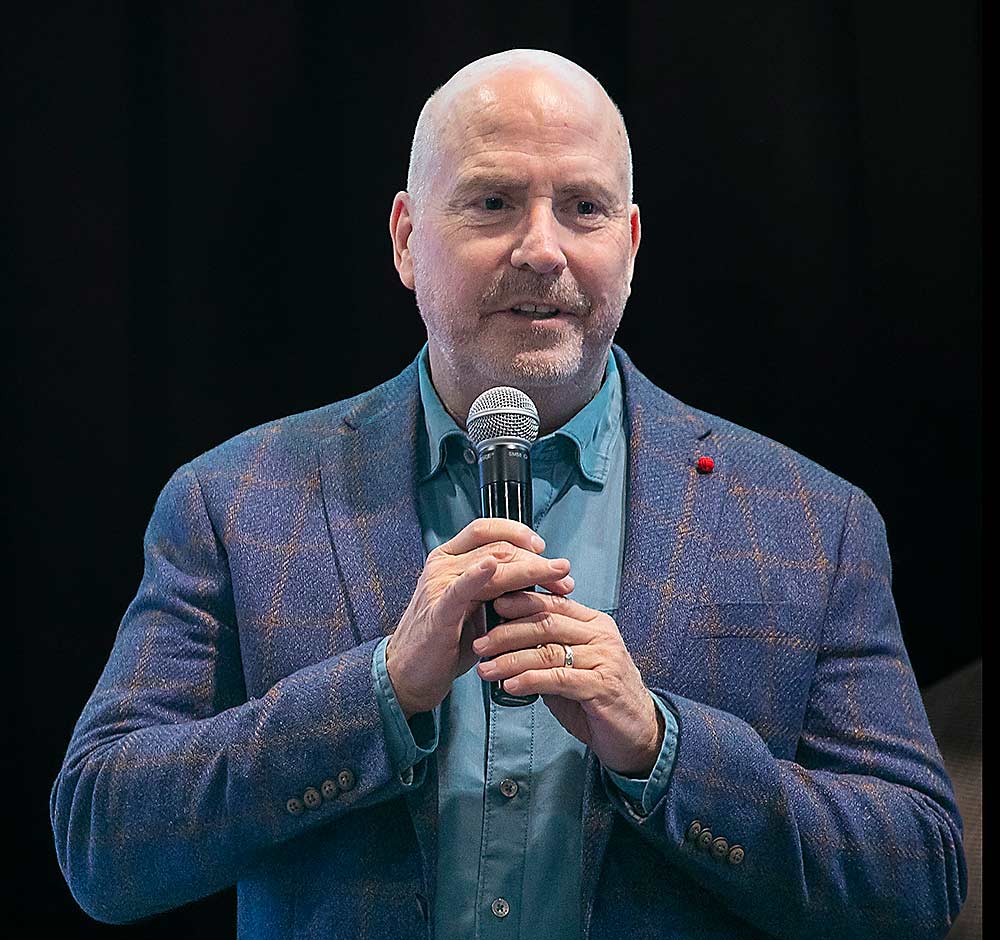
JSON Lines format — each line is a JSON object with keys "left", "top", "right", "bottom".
{"left": 493, "top": 590, "right": 598, "bottom": 622}
{"left": 496, "top": 577, "right": 575, "bottom": 601}
{"left": 477, "top": 640, "right": 593, "bottom": 680}
{"left": 483, "top": 554, "right": 572, "bottom": 598}
{"left": 501, "top": 667, "right": 603, "bottom": 701}
{"left": 441, "top": 517, "right": 545, "bottom": 556}
{"left": 474, "top": 611, "right": 594, "bottom": 656}
{"left": 534, "top": 574, "right": 575, "bottom": 595}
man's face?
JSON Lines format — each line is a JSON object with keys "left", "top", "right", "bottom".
{"left": 393, "top": 69, "right": 640, "bottom": 394}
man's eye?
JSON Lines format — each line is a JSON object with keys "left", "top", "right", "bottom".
{"left": 483, "top": 196, "right": 505, "bottom": 211}
{"left": 577, "top": 200, "right": 597, "bottom": 215}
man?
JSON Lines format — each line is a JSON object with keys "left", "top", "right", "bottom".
{"left": 51, "top": 50, "right": 965, "bottom": 938}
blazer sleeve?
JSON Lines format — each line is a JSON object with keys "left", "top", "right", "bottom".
{"left": 600, "top": 486, "right": 967, "bottom": 940}
{"left": 50, "top": 463, "right": 425, "bottom": 925}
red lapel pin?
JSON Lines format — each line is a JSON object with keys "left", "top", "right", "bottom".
{"left": 696, "top": 456, "right": 715, "bottom": 474}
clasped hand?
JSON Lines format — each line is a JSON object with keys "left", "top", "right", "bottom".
{"left": 384, "top": 517, "right": 663, "bottom": 779}
{"left": 474, "top": 590, "right": 664, "bottom": 777}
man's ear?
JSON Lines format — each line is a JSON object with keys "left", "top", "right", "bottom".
{"left": 389, "top": 191, "right": 416, "bottom": 290}
{"left": 626, "top": 203, "right": 641, "bottom": 287}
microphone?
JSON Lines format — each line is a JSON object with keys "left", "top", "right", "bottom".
{"left": 467, "top": 386, "right": 540, "bottom": 707}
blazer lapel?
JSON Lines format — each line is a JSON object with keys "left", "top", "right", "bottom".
{"left": 317, "top": 362, "right": 427, "bottom": 648}
{"left": 613, "top": 344, "right": 725, "bottom": 678}
{"left": 580, "top": 345, "right": 725, "bottom": 937}
{"left": 317, "top": 360, "right": 441, "bottom": 901}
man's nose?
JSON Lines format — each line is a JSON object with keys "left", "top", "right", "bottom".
{"left": 510, "top": 201, "right": 567, "bottom": 276}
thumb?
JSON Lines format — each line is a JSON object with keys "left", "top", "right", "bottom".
{"left": 455, "top": 603, "right": 488, "bottom": 676}
{"left": 438, "top": 555, "right": 497, "bottom": 627}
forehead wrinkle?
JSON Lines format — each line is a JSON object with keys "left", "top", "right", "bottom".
{"left": 450, "top": 141, "right": 626, "bottom": 208}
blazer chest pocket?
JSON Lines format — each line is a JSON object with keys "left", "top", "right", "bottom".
{"left": 672, "top": 602, "right": 825, "bottom": 758}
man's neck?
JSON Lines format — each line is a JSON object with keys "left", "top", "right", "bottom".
{"left": 427, "top": 345, "right": 609, "bottom": 437}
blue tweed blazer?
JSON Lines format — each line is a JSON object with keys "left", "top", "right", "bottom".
{"left": 51, "top": 344, "right": 965, "bottom": 938}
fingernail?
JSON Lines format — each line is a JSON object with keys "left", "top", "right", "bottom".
{"left": 531, "top": 534, "right": 545, "bottom": 552}
{"left": 564, "top": 575, "right": 575, "bottom": 591}
{"left": 473, "top": 637, "right": 488, "bottom": 654}
{"left": 549, "top": 557, "right": 569, "bottom": 570}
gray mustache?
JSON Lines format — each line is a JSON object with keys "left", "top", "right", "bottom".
{"left": 481, "top": 279, "right": 592, "bottom": 314}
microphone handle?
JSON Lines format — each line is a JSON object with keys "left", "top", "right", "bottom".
{"left": 481, "top": 472, "right": 539, "bottom": 708}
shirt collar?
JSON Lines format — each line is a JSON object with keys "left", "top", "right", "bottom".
{"left": 416, "top": 342, "right": 622, "bottom": 486}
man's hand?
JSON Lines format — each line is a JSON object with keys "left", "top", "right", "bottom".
{"left": 473, "top": 590, "right": 665, "bottom": 777}
{"left": 385, "top": 518, "right": 575, "bottom": 720}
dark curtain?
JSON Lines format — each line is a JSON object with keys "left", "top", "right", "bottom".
{"left": 11, "top": 1, "right": 979, "bottom": 933}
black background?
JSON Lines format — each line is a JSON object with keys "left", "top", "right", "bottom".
{"left": 12, "top": 1, "right": 980, "bottom": 933}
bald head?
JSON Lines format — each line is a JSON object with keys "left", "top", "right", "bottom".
{"left": 406, "top": 50, "right": 633, "bottom": 211}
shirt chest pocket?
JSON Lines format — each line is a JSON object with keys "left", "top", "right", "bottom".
{"left": 671, "top": 602, "right": 825, "bottom": 759}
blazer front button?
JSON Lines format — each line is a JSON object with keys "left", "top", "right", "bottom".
{"left": 337, "top": 769, "right": 356, "bottom": 792}
{"left": 321, "top": 779, "right": 338, "bottom": 800}
{"left": 711, "top": 836, "right": 729, "bottom": 860}
{"left": 697, "top": 829, "right": 714, "bottom": 851}
{"left": 728, "top": 845, "right": 746, "bottom": 865}
{"left": 286, "top": 797, "right": 304, "bottom": 816}
{"left": 686, "top": 820, "right": 703, "bottom": 842}
{"left": 303, "top": 787, "right": 322, "bottom": 810}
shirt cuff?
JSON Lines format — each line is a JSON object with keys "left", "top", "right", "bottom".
{"left": 602, "top": 691, "right": 679, "bottom": 816}
{"left": 372, "top": 635, "right": 439, "bottom": 786}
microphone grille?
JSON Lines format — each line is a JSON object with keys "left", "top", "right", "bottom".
{"left": 467, "top": 386, "right": 540, "bottom": 447}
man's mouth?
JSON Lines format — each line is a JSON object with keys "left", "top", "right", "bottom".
{"left": 503, "top": 303, "right": 563, "bottom": 319}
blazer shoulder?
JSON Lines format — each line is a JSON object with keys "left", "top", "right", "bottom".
{"left": 614, "top": 343, "right": 862, "bottom": 506}
{"left": 702, "top": 407, "right": 858, "bottom": 498}
{"left": 181, "top": 359, "right": 419, "bottom": 486}
{"left": 685, "top": 403, "right": 887, "bottom": 564}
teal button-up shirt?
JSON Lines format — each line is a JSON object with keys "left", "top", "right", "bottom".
{"left": 372, "top": 343, "right": 679, "bottom": 939}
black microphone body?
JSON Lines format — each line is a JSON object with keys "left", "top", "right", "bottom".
{"left": 478, "top": 438, "right": 539, "bottom": 707}
{"left": 468, "top": 386, "right": 542, "bottom": 708}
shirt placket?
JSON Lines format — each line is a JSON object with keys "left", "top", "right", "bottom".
{"left": 474, "top": 439, "right": 574, "bottom": 939}
{"left": 442, "top": 435, "right": 578, "bottom": 939}
{"left": 476, "top": 691, "right": 535, "bottom": 939}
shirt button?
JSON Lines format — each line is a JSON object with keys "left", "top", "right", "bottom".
{"left": 686, "top": 820, "right": 703, "bottom": 842}
{"left": 463, "top": 447, "right": 477, "bottom": 464}
{"left": 491, "top": 897, "right": 510, "bottom": 919}
{"left": 499, "top": 778, "right": 519, "bottom": 798}
{"left": 337, "top": 769, "right": 356, "bottom": 792}
{"left": 697, "top": 829, "right": 714, "bottom": 851}
{"left": 728, "top": 845, "right": 746, "bottom": 865}
{"left": 286, "top": 797, "right": 304, "bottom": 816}
{"left": 321, "top": 779, "right": 338, "bottom": 800}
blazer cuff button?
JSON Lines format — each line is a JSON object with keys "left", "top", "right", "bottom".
{"left": 303, "top": 787, "right": 322, "bottom": 810}
{"left": 710, "top": 836, "right": 729, "bottom": 860}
